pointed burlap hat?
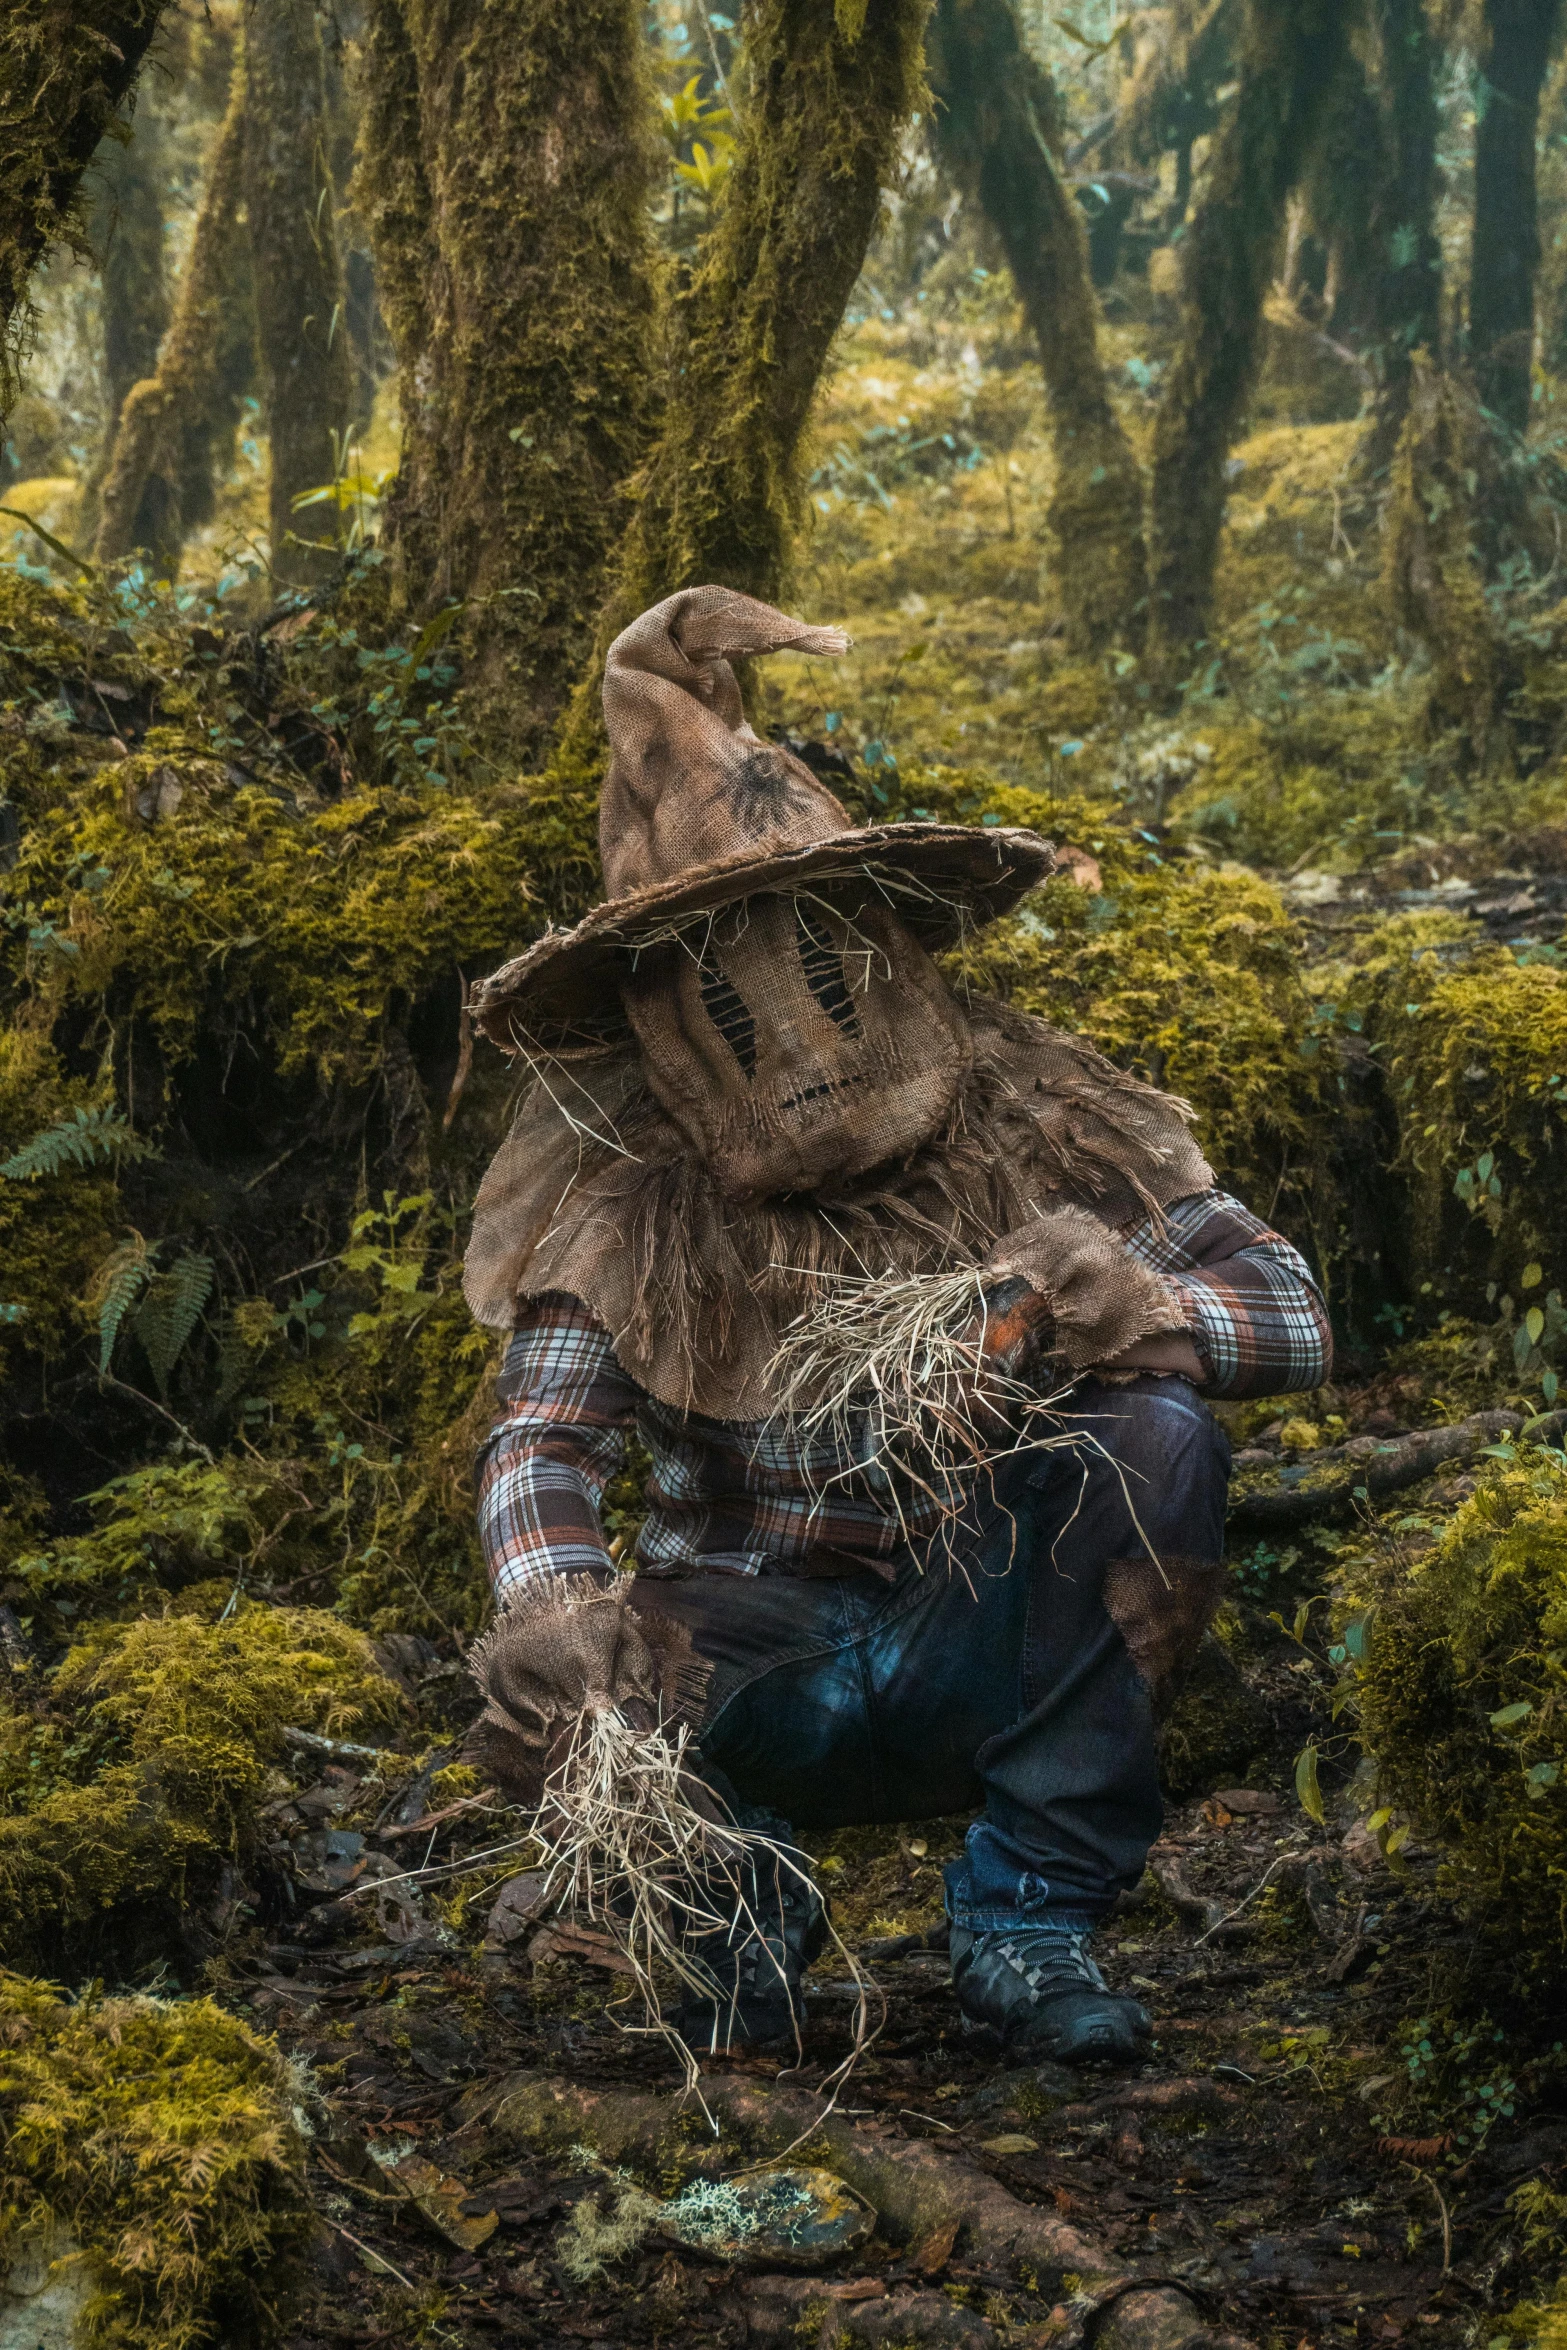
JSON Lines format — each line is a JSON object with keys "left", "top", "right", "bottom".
{"left": 471, "top": 586, "right": 1056, "bottom": 1053}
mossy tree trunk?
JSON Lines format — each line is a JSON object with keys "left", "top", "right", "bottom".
{"left": 243, "top": 0, "right": 356, "bottom": 589}
{"left": 1356, "top": 0, "right": 1442, "bottom": 479}
{"left": 95, "top": 70, "right": 252, "bottom": 572}
{"left": 1469, "top": 0, "right": 1564, "bottom": 437}
{"left": 0, "top": 0, "right": 173, "bottom": 414}
{"left": 610, "top": 0, "right": 931, "bottom": 619}
{"left": 1537, "top": 48, "right": 1567, "bottom": 375}
{"left": 353, "top": 0, "right": 662, "bottom": 763}
{"left": 1145, "top": 0, "right": 1357, "bottom": 674}
{"left": 94, "top": 97, "right": 169, "bottom": 429}
{"left": 926, "top": 0, "right": 1145, "bottom": 654}
{"left": 1296, "top": 44, "right": 1388, "bottom": 342}
{"left": 1384, "top": 350, "right": 1514, "bottom": 760}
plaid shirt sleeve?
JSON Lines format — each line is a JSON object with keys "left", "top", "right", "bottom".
{"left": 1121, "top": 1190, "right": 1332, "bottom": 1400}
{"left": 474, "top": 1292, "right": 637, "bottom": 1604}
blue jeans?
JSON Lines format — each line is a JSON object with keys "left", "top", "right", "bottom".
{"left": 636, "top": 1376, "right": 1230, "bottom": 1928}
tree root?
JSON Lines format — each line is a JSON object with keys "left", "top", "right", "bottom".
{"left": 465, "top": 2072, "right": 1246, "bottom": 2348}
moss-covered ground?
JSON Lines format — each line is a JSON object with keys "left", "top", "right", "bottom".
{"left": 5, "top": 163, "right": 1567, "bottom": 2350}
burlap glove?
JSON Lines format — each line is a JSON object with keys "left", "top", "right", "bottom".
{"left": 466, "top": 1575, "right": 711, "bottom": 1810}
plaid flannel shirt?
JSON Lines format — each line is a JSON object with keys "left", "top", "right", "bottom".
{"left": 475, "top": 1188, "right": 1330, "bottom": 1604}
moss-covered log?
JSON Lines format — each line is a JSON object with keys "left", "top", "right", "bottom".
{"left": 1356, "top": 0, "right": 1443, "bottom": 478}
{"left": 244, "top": 0, "right": 356, "bottom": 588}
{"left": 926, "top": 0, "right": 1145, "bottom": 653}
{"left": 0, "top": 0, "right": 173, "bottom": 410}
{"left": 1470, "top": 0, "right": 1563, "bottom": 438}
{"left": 355, "top": 0, "right": 662, "bottom": 763}
{"left": 1146, "top": 0, "right": 1357, "bottom": 671}
{"left": 94, "top": 68, "right": 251, "bottom": 572}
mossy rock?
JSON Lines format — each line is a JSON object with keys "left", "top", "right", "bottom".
{"left": 0, "top": 1597, "right": 405, "bottom": 1966}
{"left": 1159, "top": 1630, "right": 1275, "bottom": 1803}
{"left": 0, "top": 1975, "right": 310, "bottom": 2348}
{"left": 1357, "top": 1444, "right": 1567, "bottom": 1989}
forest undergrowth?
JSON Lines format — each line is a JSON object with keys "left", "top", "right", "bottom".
{"left": 4, "top": 16, "right": 1567, "bottom": 2346}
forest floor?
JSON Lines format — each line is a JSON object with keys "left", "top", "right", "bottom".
{"left": 255, "top": 1409, "right": 1561, "bottom": 2350}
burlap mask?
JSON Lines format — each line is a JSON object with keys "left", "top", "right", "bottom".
{"left": 622, "top": 892, "right": 973, "bottom": 1202}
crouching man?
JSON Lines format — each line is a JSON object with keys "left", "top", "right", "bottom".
{"left": 462, "top": 589, "right": 1330, "bottom": 2067}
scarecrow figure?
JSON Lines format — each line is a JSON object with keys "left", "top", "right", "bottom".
{"left": 464, "top": 589, "right": 1330, "bottom": 2067}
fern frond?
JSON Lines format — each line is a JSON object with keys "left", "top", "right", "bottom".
{"left": 93, "top": 1236, "right": 154, "bottom": 1375}
{"left": 0, "top": 1107, "right": 156, "bottom": 1182}
{"left": 134, "top": 1251, "right": 215, "bottom": 1396}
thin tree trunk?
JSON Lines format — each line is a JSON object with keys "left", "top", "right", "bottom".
{"left": 927, "top": 0, "right": 1146, "bottom": 654}
{"left": 1469, "top": 0, "right": 1564, "bottom": 436}
{"left": 1356, "top": 0, "right": 1442, "bottom": 478}
{"left": 94, "top": 95, "right": 169, "bottom": 426}
{"left": 1537, "top": 48, "right": 1567, "bottom": 375}
{"left": 95, "top": 68, "right": 250, "bottom": 570}
{"left": 0, "top": 0, "right": 173, "bottom": 415}
{"left": 1146, "top": 0, "right": 1357, "bottom": 672}
{"left": 354, "top": 0, "right": 662, "bottom": 761}
{"left": 243, "top": 0, "right": 355, "bottom": 587}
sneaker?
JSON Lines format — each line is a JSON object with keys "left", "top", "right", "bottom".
{"left": 949, "top": 1916, "right": 1152, "bottom": 2065}
{"left": 668, "top": 1844, "right": 827, "bottom": 2053}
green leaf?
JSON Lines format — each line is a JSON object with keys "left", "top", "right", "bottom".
{"left": 133, "top": 1251, "right": 215, "bottom": 1396}
{"left": 0, "top": 1107, "right": 155, "bottom": 1182}
{"left": 1489, "top": 1701, "right": 1534, "bottom": 1729}
{"left": 1526, "top": 1762, "right": 1560, "bottom": 1796}
{"left": 1521, "top": 1262, "right": 1544, "bottom": 1290}
{"left": 1526, "top": 1307, "right": 1546, "bottom": 1346}
{"left": 1295, "top": 1742, "right": 1326, "bottom": 1826}
{"left": 94, "top": 1236, "right": 153, "bottom": 1375}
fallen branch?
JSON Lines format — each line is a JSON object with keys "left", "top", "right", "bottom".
{"left": 1147, "top": 1852, "right": 1254, "bottom": 1941}
{"left": 282, "top": 1726, "right": 400, "bottom": 1765}
{"left": 375, "top": 1787, "right": 500, "bottom": 1839}
{"left": 1225, "top": 1408, "right": 1552, "bottom": 1530}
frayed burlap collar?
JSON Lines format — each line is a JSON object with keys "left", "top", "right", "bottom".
{"left": 464, "top": 997, "right": 1212, "bottom": 1421}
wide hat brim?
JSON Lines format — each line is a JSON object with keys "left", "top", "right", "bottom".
{"left": 472, "top": 822, "right": 1056, "bottom": 1052}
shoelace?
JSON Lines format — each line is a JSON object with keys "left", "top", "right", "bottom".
{"left": 989, "top": 1928, "right": 1110, "bottom": 1998}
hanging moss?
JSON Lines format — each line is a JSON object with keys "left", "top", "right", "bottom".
{"left": 243, "top": 0, "right": 356, "bottom": 588}
{"left": 0, "top": 1594, "right": 404, "bottom": 1963}
{"left": 94, "top": 69, "right": 252, "bottom": 573}
{"left": 0, "top": 0, "right": 172, "bottom": 407}
{"left": 354, "top": 0, "right": 663, "bottom": 764}
{"left": 0, "top": 1974, "right": 310, "bottom": 2349}
{"left": 1147, "top": 0, "right": 1357, "bottom": 671}
{"left": 1354, "top": 1444, "right": 1567, "bottom": 1992}
{"left": 925, "top": 0, "right": 1146, "bottom": 655}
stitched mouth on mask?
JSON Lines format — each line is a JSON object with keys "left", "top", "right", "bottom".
{"left": 776, "top": 1071, "right": 873, "bottom": 1114}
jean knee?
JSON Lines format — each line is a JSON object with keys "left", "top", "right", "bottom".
{"left": 1070, "top": 1377, "right": 1230, "bottom": 1556}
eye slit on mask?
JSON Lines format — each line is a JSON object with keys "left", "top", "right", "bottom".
{"left": 698, "top": 955, "right": 758, "bottom": 1077}
{"left": 795, "top": 905, "right": 862, "bottom": 1035}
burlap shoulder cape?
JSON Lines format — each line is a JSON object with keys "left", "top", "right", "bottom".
{"left": 463, "top": 997, "right": 1213, "bottom": 1420}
